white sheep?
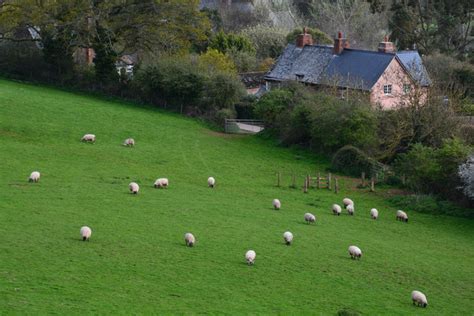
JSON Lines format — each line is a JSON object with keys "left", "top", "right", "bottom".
{"left": 123, "top": 138, "right": 135, "bottom": 147}
{"left": 154, "top": 178, "right": 169, "bottom": 188}
{"left": 396, "top": 210, "right": 408, "bottom": 222}
{"left": 332, "top": 204, "right": 342, "bottom": 216}
{"left": 411, "top": 290, "right": 428, "bottom": 308}
{"left": 129, "top": 182, "right": 139, "bottom": 194}
{"left": 245, "top": 250, "right": 256, "bottom": 265}
{"left": 343, "top": 198, "right": 354, "bottom": 208}
{"left": 304, "top": 212, "right": 316, "bottom": 224}
{"left": 184, "top": 233, "right": 195, "bottom": 247}
{"left": 370, "top": 208, "right": 379, "bottom": 219}
{"left": 80, "top": 226, "right": 92, "bottom": 241}
{"left": 208, "top": 177, "right": 215, "bottom": 188}
{"left": 28, "top": 171, "right": 40, "bottom": 183}
{"left": 348, "top": 245, "right": 362, "bottom": 259}
{"left": 346, "top": 204, "right": 355, "bottom": 216}
{"left": 81, "top": 134, "right": 96, "bottom": 143}
{"left": 283, "top": 231, "right": 293, "bottom": 245}
{"left": 272, "top": 199, "right": 281, "bottom": 210}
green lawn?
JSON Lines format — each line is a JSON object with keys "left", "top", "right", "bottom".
{"left": 0, "top": 79, "right": 473, "bottom": 315}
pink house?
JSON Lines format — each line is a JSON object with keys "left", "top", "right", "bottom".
{"left": 264, "top": 31, "right": 431, "bottom": 109}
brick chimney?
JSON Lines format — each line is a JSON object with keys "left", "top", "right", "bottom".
{"left": 378, "top": 36, "right": 396, "bottom": 53}
{"left": 333, "top": 32, "right": 350, "bottom": 55}
{"left": 296, "top": 27, "right": 313, "bottom": 48}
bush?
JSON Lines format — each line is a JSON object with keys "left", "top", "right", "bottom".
{"left": 388, "top": 195, "right": 473, "bottom": 218}
{"left": 331, "top": 145, "right": 384, "bottom": 177}
{"left": 209, "top": 31, "right": 255, "bottom": 54}
{"left": 394, "top": 138, "right": 472, "bottom": 201}
{"left": 458, "top": 155, "right": 474, "bottom": 200}
{"left": 240, "top": 25, "right": 287, "bottom": 59}
{"left": 254, "top": 89, "right": 294, "bottom": 127}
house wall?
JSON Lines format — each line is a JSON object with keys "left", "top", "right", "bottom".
{"left": 370, "top": 58, "right": 426, "bottom": 109}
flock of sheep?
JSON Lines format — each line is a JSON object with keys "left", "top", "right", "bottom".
{"left": 26, "top": 133, "right": 428, "bottom": 309}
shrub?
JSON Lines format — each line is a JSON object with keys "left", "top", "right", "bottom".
{"left": 198, "top": 49, "right": 237, "bottom": 75}
{"left": 388, "top": 195, "right": 473, "bottom": 218}
{"left": 394, "top": 139, "right": 472, "bottom": 201}
{"left": 331, "top": 145, "right": 384, "bottom": 177}
{"left": 254, "top": 89, "right": 293, "bottom": 127}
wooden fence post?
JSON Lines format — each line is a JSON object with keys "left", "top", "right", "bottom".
{"left": 291, "top": 173, "right": 296, "bottom": 188}
{"left": 304, "top": 177, "right": 308, "bottom": 193}
{"left": 317, "top": 172, "right": 321, "bottom": 189}
{"left": 277, "top": 172, "right": 281, "bottom": 187}
{"left": 327, "top": 173, "right": 331, "bottom": 190}
{"left": 334, "top": 177, "right": 339, "bottom": 194}
{"left": 370, "top": 176, "right": 375, "bottom": 192}
{"left": 307, "top": 174, "right": 311, "bottom": 188}
{"left": 361, "top": 172, "right": 366, "bottom": 187}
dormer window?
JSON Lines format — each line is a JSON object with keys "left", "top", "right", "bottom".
{"left": 383, "top": 84, "right": 392, "bottom": 95}
{"left": 295, "top": 74, "right": 304, "bottom": 81}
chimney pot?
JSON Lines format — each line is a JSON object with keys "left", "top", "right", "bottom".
{"left": 338, "top": 31, "right": 342, "bottom": 39}
{"left": 296, "top": 27, "right": 313, "bottom": 48}
{"left": 378, "top": 36, "right": 395, "bottom": 53}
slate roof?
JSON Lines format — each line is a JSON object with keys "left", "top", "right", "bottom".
{"left": 396, "top": 51, "right": 431, "bottom": 86}
{"left": 265, "top": 44, "right": 431, "bottom": 91}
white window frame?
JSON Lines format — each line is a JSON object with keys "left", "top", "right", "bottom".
{"left": 383, "top": 84, "right": 392, "bottom": 95}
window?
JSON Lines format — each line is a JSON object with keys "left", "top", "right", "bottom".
{"left": 403, "top": 84, "right": 411, "bottom": 94}
{"left": 383, "top": 84, "right": 392, "bottom": 95}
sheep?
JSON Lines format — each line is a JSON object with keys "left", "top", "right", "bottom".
{"left": 154, "top": 178, "right": 169, "bottom": 189}
{"left": 370, "top": 208, "right": 379, "bottom": 219}
{"left": 343, "top": 198, "right": 354, "bottom": 208}
{"left": 208, "top": 177, "right": 215, "bottom": 188}
{"left": 304, "top": 213, "right": 316, "bottom": 224}
{"left": 283, "top": 231, "right": 293, "bottom": 245}
{"left": 272, "top": 199, "right": 281, "bottom": 210}
{"left": 411, "top": 290, "right": 428, "bottom": 308}
{"left": 332, "top": 204, "right": 342, "bottom": 216}
{"left": 28, "top": 171, "right": 40, "bottom": 183}
{"left": 348, "top": 245, "right": 362, "bottom": 259}
{"left": 81, "top": 134, "right": 96, "bottom": 143}
{"left": 245, "top": 250, "right": 256, "bottom": 265}
{"left": 396, "top": 210, "right": 408, "bottom": 222}
{"left": 346, "top": 204, "right": 355, "bottom": 216}
{"left": 123, "top": 138, "right": 135, "bottom": 147}
{"left": 80, "top": 226, "right": 92, "bottom": 241}
{"left": 129, "top": 182, "right": 139, "bottom": 194}
{"left": 184, "top": 233, "right": 195, "bottom": 247}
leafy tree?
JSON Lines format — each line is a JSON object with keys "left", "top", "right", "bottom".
{"left": 198, "top": 49, "right": 237, "bottom": 75}
{"left": 209, "top": 31, "right": 255, "bottom": 54}
{"left": 240, "top": 25, "right": 289, "bottom": 59}
{"left": 286, "top": 27, "right": 332, "bottom": 45}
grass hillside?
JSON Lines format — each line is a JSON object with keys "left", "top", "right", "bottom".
{"left": 0, "top": 79, "right": 473, "bottom": 315}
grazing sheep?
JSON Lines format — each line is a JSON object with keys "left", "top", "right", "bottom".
{"left": 81, "top": 134, "right": 96, "bottom": 143}
{"left": 208, "top": 177, "right": 215, "bottom": 188}
{"left": 283, "top": 231, "right": 293, "bottom": 245}
{"left": 346, "top": 204, "right": 355, "bottom": 216}
{"left": 123, "top": 138, "right": 135, "bottom": 147}
{"left": 332, "top": 204, "right": 342, "bottom": 216}
{"left": 411, "top": 290, "right": 428, "bottom": 308}
{"left": 154, "top": 178, "right": 169, "bottom": 188}
{"left": 370, "top": 208, "right": 379, "bottom": 219}
{"left": 245, "top": 250, "right": 256, "bottom": 265}
{"left": 348, "top": 245, "right": 362, "bottom": 259}
{"left": 304, "top": 213, "right": 316, "bottom": 224}
{"left": 396, "top": 210, "right": 408, "bottom": 222}
{"left": 184, "top": 233, "right": 195, "bottom": 247}
{"left": 129, "top": 182, "right": 139, "bottom": 194}
{"left": 272, "top": 199, "right": 281, "bottom": 210}
{"left": 28, "top": 171, "right": 40, "bottom": 183}
{"left": 80, "top": 226, "right": 92, "bottom": 241}
{"left": 343, "top": 198, "right": 354, "bottom": 208}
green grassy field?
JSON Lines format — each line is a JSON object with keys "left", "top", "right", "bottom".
{"left": 0, "top": 79, "right": 473, "bottom": 315}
